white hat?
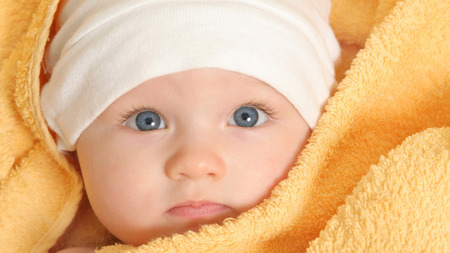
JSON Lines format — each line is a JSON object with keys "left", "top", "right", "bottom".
{"left": 41, "top": 0, "right": 340, "bottom": 151}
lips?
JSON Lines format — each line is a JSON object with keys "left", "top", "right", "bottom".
{"left": 167, "top": 201, "right": 229, "bottom": 219}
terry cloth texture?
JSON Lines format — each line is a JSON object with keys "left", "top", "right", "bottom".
{"left": 41, "top": 0, "right": 340, "bottom": 151}
{"left": 0, "top": 0, "right": 449, "bottom": 252}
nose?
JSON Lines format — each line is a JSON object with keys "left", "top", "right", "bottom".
{"left": 165, "top": 146, "right": 226, "bottom": 181}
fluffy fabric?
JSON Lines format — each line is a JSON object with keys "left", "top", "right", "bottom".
{"left": 0, "top": 0, "right": 448, "bottom": 252}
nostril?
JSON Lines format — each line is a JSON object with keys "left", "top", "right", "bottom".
{"left": 205, "top": 172, "right": 219, "bottom": 178}
{"left": 172, "top": 173, "right": 184, "bottom": 181}
{"left": 165, "top": 149, "right": 225, "bottom": 181}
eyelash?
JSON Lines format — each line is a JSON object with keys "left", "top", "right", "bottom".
{"left": 119, "top": 104, "right": 156, "bottom": 124}
{"left": 240, "top": 100, "right": 278, "bottom": 119}
{"left": 118, "top": 100, "right": 278, "bottom": 124}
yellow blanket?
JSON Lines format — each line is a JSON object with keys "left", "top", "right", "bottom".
{"left": 0, "top": 0, "right": 449, "bottom": 252}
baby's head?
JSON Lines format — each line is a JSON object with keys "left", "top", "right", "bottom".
{"left": 41, "top": 0, "right": 339, "bottom": 246}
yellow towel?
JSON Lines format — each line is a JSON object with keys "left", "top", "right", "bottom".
{"left": 0, "top": 0, "right": 448, "bottom": 252}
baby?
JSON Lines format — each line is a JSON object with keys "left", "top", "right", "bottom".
{"left": 41, "top": 0, "right": 340, "bottom": 251}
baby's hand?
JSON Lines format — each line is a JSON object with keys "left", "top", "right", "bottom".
{"left": 57, "top": 247, "right": 94, "bottom": 253}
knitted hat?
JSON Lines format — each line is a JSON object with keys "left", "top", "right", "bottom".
{"left": 41, "top": 0, "right": 340, "bottom": 151}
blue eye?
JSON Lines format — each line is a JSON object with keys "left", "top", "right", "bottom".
{"left": 126, "top": 111, "right": 166, "bottom": 131}
{"left": 228, "top": 106, "right": 268, "bottom": 127}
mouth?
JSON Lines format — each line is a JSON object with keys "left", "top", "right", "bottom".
{"left": 167, "top": 201, "right": 229, "bottom": 219}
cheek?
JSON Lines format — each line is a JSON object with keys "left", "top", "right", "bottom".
{"left": 76, "top": 139, "right": 174, "bottom": 244}
{"left": 228, "top": 127, "right": 307, "bottom": 209}
{"left": 76, "top": 134, "right": 164, "bottom": 224}
{"left": 78, "top": 135, "right": 129, "bottom": 188}
{"left": 77, "top": 143, "right": 137, "bottom": 212}
{"left": 77, "top": 130, "right": 164, "bottom": 190}
{"left": 255, "top": 135, "right": 300, "bottom": 181}
{"left": 252, "top": 125, "right": 306, "bottom": 170}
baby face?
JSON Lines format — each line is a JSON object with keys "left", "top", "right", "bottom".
{"left": 76, "top": 68, "right": 311, "bottom": 245}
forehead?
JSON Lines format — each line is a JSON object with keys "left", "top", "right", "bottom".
{"left": 108, "top": 68, "right": 290, "bottom": 110}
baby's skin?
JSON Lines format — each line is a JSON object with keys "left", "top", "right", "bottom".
{"left": 62, "top": 68, "right": 310, "bottom": 251}
{"left": 57, "top": 248, "right": 93, "bottom": 253}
